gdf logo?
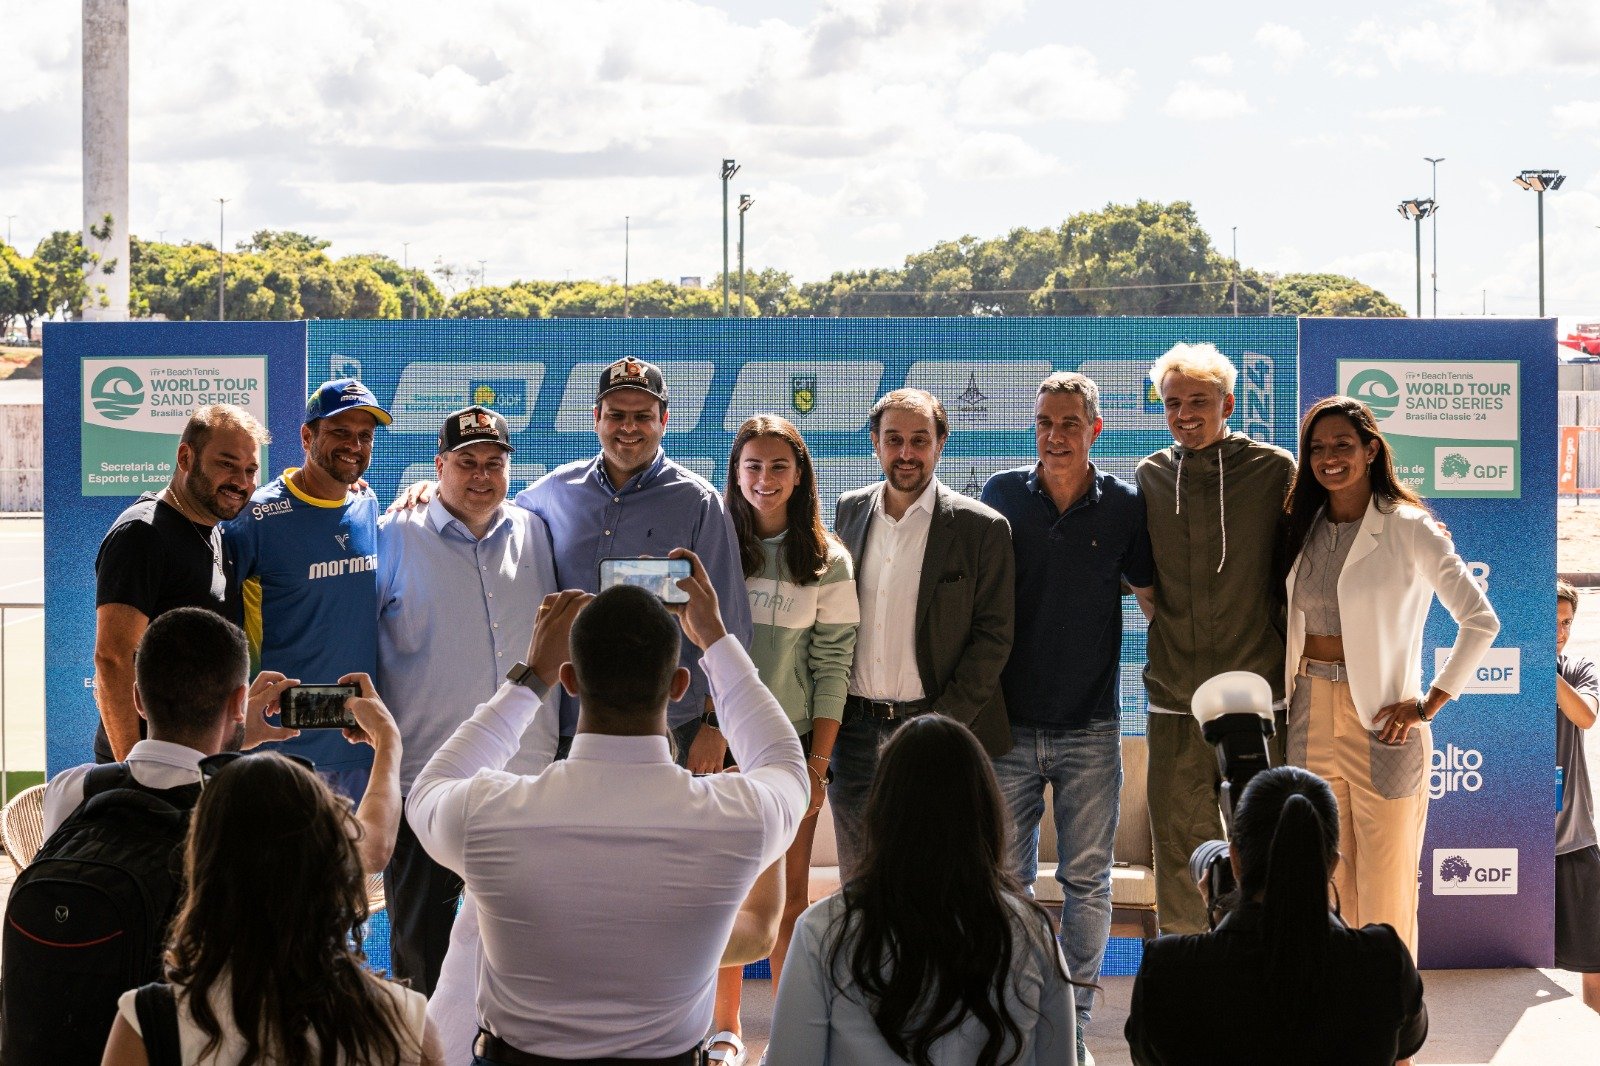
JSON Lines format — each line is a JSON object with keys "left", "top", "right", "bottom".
{"left": 1348, "top": 368, "right": 1400, "bottom": 422}
{"left": 1429, "top": 744, "right": 1483, "bottom": 799}
{"left": 1433, "top": 848, "right": 1518, "bottom": 895}
{"left": 90, "top": 366, "right": 144, "bottom": 421}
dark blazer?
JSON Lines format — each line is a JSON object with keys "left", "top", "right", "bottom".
{"left": 834, "top": 480, "right": 1015, "bottom": 757}
{"left": 1125, "top": 903, "right": 1428, "bottom": 1065}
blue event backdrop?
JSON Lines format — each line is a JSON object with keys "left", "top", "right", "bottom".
{"left": 43, "top": 322, "right": 309, "bottom": 777}
{"left": 44, "top": 316, "right": 1302, "bottom": 976}
{"left": 1299, "top": 317, "right": 1556, "bottom": 969}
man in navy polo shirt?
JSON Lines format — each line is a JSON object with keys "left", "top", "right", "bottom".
{"left": 980, "top": 371, "right": 1154, "bottom": 1064}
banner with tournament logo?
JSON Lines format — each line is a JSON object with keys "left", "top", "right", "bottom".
{"left": 1301, "top": 317, "right": 1556, "bottom": 969}
{"left": 80, "top": 356, "right": 268, "bottom": 495}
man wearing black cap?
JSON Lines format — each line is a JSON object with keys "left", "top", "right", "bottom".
{"left": 375, "top": 405, "right": 558, "bottom": 995}
{"left": 515, "top": 358, "right": 752, "bottom": 764}
{"left": 225, "top": 378, "right": 396, "bottom": 805}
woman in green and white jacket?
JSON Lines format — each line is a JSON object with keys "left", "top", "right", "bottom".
{"left": 705, "top": 414, "right": 859, "bottom": 1066}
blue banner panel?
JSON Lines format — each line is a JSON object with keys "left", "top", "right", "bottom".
{"left": 1299, "top": 317, "right": 1557, "bottom": 968}
{"left": 308, "top": 316, "right": 1300, "bottom": 737}
{"left": 43, "top": 322, "right": 308, "bottom": 774}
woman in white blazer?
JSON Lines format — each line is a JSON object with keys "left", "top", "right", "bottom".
{"left": 1282, "top": 395, "right": 1498, "bottom": 960}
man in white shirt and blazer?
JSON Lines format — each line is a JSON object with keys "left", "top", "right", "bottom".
{"left": 829, "top": 387, "right": 1015, "bottom": 879}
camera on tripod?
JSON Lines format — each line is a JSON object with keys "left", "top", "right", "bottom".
{"left": 1187, "top": 671, "right": 1276, "bottom": 927}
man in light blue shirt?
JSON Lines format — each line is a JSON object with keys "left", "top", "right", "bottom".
{"left": 514, "top": 358, "right": 752, "bottom": 770}
{"left": 376, "top": 405, "right": 557, "bottom": 995}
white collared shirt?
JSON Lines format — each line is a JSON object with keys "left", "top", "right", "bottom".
{"left": 850, "top": 478, "right": 938, "bottom": 702}
{"left": 407, "top": 635, "right": 807, "bottom": 1059}
{"left": 42, "top": 739, "right": 207, "bottom": 836}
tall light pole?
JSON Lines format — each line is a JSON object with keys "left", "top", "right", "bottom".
{"left": 1397, "top": 199, "right": 1436, "bottom": 318}
{"left": 402, "top": 241, "right": 414, "bottom": 319}
{"left": 737, "top": 194, "right": 753, "bottom": 317}
{"left": 1230, "top": 226, "right": 1239, "bottom": 316}
{"left": 1513, "top": 169, "right": 1565, "bottom": 317}
{"left": 1424, "top": 157, "right": 1444, "bottom": 316}
{"left": 478, "top": 259, "right": 487, "bottom": 288}
{"left": 216, "top": 197, "right": 228, "bottom": 321}
{"left": 3, "top": 216, "right": 13, "bottom": 248}
{"left": 623, "top": 216, "right": 631, "bottom": 318}
{"left": 720, "top": 158, "right": 739, "bottom": 317}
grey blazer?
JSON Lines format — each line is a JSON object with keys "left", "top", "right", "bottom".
{"left": 834, "top": 480, "right": 1015, "bottom": 757}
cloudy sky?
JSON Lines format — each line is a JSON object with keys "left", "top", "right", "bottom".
{"left": 7, "top": 0, "right": 1600, "bottom": 316}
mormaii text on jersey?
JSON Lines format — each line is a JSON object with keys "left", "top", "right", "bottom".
{"left": 308, "top": 554, "right": 378, "bottom": 580}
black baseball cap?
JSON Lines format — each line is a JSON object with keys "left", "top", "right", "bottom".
{"left": 438, "top": 405, "right": 514, "bottom": 454}
{"left": 596, "top": 358, "right": 668, "bottom": 407}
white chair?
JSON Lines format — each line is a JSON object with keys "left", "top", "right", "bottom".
{"left": 1, "top": 784, "right": 47, "bottom": 868}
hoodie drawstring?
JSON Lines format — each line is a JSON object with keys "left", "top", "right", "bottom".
{"left": 1173, "top": 447, "right": 1228, "bottom": 572}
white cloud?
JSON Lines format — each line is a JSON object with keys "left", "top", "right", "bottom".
{"left": 1254, "top": 23, "right": 1308, "bottom": 72}
{"left": 939, "top": 132, "right": 1063, "bottom": 181}
{"left": 1345, "top": 0, "right": 1600, "bottom": 77}
{"left": 1553, "top": 100, "right": 1600, "bottom": 132}
{"left": 1163, "top": 81, "right": 1253, "bottom": 121}
{"left": 1365, "top": 105, "right": 1445, "bottom": 121}
{"left": 1192, "top": 53, "right": 1234, "bottom": 77}
{"left": 956, "top": 45, "right": 1135, "bottom": 125}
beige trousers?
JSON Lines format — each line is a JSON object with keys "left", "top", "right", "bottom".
{"left": 1288, "top": 662, "right": 1430, "bottom": 961}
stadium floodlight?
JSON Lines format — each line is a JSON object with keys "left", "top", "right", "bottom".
{"left": 720, "top": 159, "right": 740, "bottom": 317}
{"left": 1424, "top": 157, "right": 1444, "bottom": 316}
{"left": 738, "top": 194, "right": 754, "bottom": 318}
{"left": 1513, "top": 169, "right": 1565, "bottom": 315}
{"left": 1397, "top": 199, "right": 1436, "bottom": 318}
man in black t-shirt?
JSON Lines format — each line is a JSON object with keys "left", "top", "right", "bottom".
{"left": 92, "top": 404, "right": 270, "bottom": 762}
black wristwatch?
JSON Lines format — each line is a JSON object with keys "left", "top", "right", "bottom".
{"left": 505, "top": 662, "right": 550, "bottom": 698}
{"left": 701, "top": 710, "right": 721, "bottom": 730}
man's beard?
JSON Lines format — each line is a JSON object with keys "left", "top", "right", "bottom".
{"left": 184, "top": 467, "right": 249, "bottom": 522}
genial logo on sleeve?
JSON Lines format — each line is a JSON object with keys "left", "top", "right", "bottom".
{"left": 1432, "top": 848, "right": 1517, "bottom": 895}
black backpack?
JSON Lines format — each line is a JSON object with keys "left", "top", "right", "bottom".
{"left": 1, "top": 764, "right": 200, "bottom": 1066}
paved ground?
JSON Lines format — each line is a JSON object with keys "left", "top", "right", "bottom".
{"left": 3, "top": 518, "right": 1599, "bottom": 1061}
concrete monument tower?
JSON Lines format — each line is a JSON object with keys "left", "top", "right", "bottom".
{"left": 82, "top": 0, "right": 130, "bottom": 321}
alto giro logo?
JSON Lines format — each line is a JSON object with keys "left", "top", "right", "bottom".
{"left": 1429, "top": 743, "right": 1484, "bottom": 799}
{"left": 90, "top": 366, "right": 145, "bottom": 421}
{"left": 1347, "top": 368, "right": 1400, "bottom": 422}
{"left": 1432, "top": 847, "right": 1518, "bottom": 895}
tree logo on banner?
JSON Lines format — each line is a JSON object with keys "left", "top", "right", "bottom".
{"left": 89, "top": 365, "right": 144, "bottom": 421}
{"left": 1347, "top": 367, "right": 1400, "bottom": 422}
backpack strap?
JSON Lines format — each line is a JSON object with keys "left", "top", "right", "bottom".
{"left": 133, "top": 982, "right": 183, "bottom": 1066}
{"left": 82, "top": 761, "right": 134, "bottom": 799}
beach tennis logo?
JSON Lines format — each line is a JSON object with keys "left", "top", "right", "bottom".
{"left": 90, "top": 365, "right": 145, "bottom": 421}
{"left": 1433, "top": 848, "right": 1517, "bottom": 895}
{"left": 1347, "top": 368, "right": 1400, "bottom": 422}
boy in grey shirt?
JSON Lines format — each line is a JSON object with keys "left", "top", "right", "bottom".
{"left": 1555, "top": 580, "right": 1599, "bottom": 1013}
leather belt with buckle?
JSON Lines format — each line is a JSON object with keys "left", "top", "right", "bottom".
{"left": 1299, "top": 658, "right": 1347, "bottom": 682}
{"left": 845, "top": 694, "right": 932, "bottom": 721}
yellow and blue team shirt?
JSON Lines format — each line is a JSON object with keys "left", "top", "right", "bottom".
{"left": 224, "top": 468, "right": 380, "bottom": 773}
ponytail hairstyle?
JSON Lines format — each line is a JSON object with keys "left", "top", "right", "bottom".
{"left": 725, "top": 414, "right": 831, "bottom": 584}
{"left": 1230, "top": 766, "right": 1341, "bottom": 1026}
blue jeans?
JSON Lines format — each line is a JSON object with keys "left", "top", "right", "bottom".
{"left": 826, "top": 713, "right": 904, "bottom": 881}
{"left": 992, "top": 724, "right": 1121, "bottom": 1026}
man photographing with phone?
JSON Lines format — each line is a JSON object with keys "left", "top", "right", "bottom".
{"left": 408, "top": 548, "right": 807, "bottom": 1064}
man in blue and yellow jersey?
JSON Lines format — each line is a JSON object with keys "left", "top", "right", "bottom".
{"left": 225, "top": 379, "right": 391, "bottom": 799}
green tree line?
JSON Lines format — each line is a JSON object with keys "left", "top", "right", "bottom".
{"left": 0, "top": 201, "right": 1402, "bottom": 337}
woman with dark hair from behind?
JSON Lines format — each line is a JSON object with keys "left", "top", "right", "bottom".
{"left": 1125, "top": 765, "right": 1426, "bottom": 1065}
{"left": 766, "top": 715, "right": 1077, "bottom": 1065}
{"left": 102, "top": 751, "right": 444, "bottom": 1065}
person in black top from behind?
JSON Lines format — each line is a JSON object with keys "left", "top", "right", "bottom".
{"left": 93, "top": 404, "right": 269, "bottom": 762}
{"left": 1125, "top": 765, "right": 1427, "bottom": 1065}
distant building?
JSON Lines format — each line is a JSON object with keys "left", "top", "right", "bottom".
{"left": 679, "top": 276, "right": 703, "bottom": 289}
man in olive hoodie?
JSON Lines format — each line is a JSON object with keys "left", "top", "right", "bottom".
{"left": 1139, "top": 343, "right": 1294, "bottom": 935}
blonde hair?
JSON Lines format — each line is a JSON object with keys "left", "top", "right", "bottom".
{"left": 1150, "top": 342, "right": 1238, "bottom": 397}
{"left": 181, "top": 404, "right": 271, "bottom": 453}
{"left": 1559, "top": 579, "right": 1579, "bottom": 611}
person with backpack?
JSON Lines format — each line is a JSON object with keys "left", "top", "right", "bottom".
{"left": 3, "top": 607, "right": 402, "bottom": 1066}
{"left": 100, "top": 751, "right": 443, "bottom": 1065}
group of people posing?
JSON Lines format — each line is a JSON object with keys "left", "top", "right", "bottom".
{"left": 38, "top": 339, "right": 1573, "bottom": 1065}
